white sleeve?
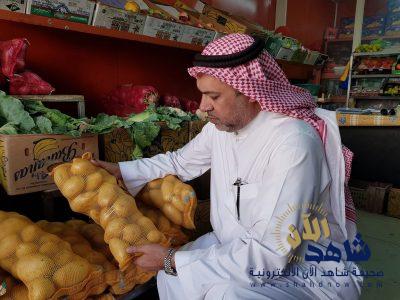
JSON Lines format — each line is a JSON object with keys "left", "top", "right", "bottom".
{"left": 119, "top": 123, "right": 213, "bottom": 196}
{"left": 174, "top": 132, "right": 328, "bottom": 298}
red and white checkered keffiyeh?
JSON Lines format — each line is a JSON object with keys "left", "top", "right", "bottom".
{"left": 188, "top": 34, "right": 356, "bottom": 231}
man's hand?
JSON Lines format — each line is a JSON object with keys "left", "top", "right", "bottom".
{"left": 127, "top": 244, "right": 175, "bottom": 272}
{"left": 91, "top": 159, "right": 122, "bottom": 181}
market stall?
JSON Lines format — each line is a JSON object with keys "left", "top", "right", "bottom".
{"left": 0, "top": 0, "right": 399, "bottom": 299}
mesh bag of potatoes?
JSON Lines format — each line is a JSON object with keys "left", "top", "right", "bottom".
{"left": 0, "top": 211, "right": 103, "bottom": 300}
{"left": 64, "top": 220, "right": 141, "bottom": 296}
{"left": 136, "top": 175, "right": 198, "bottom": 229}
{"left": 36, "top": 220, "right": 117, "bottom": 295}
{"left": 137, "top": 202, "right": 189, "bottom": 247}
{"left": 65, "top": 221, "right": 113, "bottom": 262}
{"left": 51, "top": 152, "right": 169, "bottom": 271}
{"left": 0, "top": 268, "right": 29, "bottom": 300}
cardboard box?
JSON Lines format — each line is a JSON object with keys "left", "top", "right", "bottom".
{"left": 26, "top": 0, "right": 96, "bottom": 25}
{"left": 142, "top": 15, "right": 185, "bottom": 41}
{"left": 0, "top": 0, "right": 26, "bottom": 13}
{"left": 180, "top": 24, "right": 215, "bottom": 46}
{"left": 338, "top": 17, "right": 354, "bottom": 39}
{"left": 92, "top": 3, "right": 146, "bottom": 34}
{"left": 98, "top": 0, "right": 150, "bottom": 11}
{"left": 101, "top": 122, "right": 190, "bottom": 163}
{"left": 0, "top": 134, "right": 98, "bottom": 195}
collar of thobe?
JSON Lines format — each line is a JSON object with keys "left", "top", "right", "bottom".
{"left": 232, "top": 111, "right": 267, "bottom": 140}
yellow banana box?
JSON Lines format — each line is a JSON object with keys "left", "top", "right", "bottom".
{"left": 0, "top": 134, "right": 98, "bottom": 195}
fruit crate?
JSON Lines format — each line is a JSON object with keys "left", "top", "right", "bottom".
{"left": 388, "top": 188, "right": 400, "bottom": 218}
{"left": 349, "top": 180, "right": 392, "bottom": 214}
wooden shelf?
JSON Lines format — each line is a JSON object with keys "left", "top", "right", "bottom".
{"left": 0, "top": 10, "right": 204, "bottom": 52}
{"left": 318, "top": 96, "right": 346, "bottom": 104}
{"left": 352, "top": 95, "right": 400, "bottom": 100}
{"left": 327, "top": 35, "right": 400, "bottom": 43}
{"left": 352, "top": 74, "right": 400, "bottom": 78}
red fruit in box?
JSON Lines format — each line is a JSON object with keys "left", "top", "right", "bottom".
{"left": 180, "top": 98, "right": 199, "bottom": 113}
{"left": 104, "top": 84, "right": 159, "bottom": 117}
{"left": 0, "top": 38, "right": 29, "bottom": 78}
{"left": 395, "top": 64, "right": 400, "bottom": 70}
{"left": 9, "top": 71, "right": 54, "bottom": 95}
{"left": 161, "top": 94, "right": 181, "bottom": 108}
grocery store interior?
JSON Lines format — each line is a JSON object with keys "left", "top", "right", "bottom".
{"left": 1, "top": 0, "right": 400, "bottom": 299}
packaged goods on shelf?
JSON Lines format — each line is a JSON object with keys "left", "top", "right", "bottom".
{"left": 338, "top": 17, "right": 355, "bottom": 39}
{"left": 92, "top": 3, "right": 147, "bottom": 34}
{"left": 26, "top": 0, "right": 96, "bottom": 25}
{"left": 0, "top": 0, "right": 26, "bottom": 13}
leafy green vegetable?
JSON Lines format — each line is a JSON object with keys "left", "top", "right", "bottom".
{"left": 35, "top": 116, "right": 53, "bottom": 134}
{"left": 0, "top": 91, "right": 36, "bottom": 132}
{"left": 0, "top": 123, "right": 18, "bottom": 135}
{"left": 88, "top": 114, "right": 125, "bottom": 134}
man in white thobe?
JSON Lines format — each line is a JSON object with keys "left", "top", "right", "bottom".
{"left": 95, "top": 34, "right": 363, "bottom": 299}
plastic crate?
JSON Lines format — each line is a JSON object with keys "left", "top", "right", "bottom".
{"left": 349, "top": 180, "right": 392, "bottom": 214}
{"left": 388, "top": 188, "right": 400, "bottom": 218}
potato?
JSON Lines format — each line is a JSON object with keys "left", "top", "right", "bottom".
{"left": 99, "top": 208, "right": 114, "bottom": 228}
{"left": 1, "top": 257, "right": 17, "bottom": 273}
{"left": 149, "top": 189, "right": 166, "bottom": 208}
{"left": 89, "top": 208, "right": 101, "bottom": 221}
{"left": 70, "top": 158, "right": 96, "bottom": 175}
{"left": 122, "top": 224, "right": 142, "bottom": 243}
{"left": 157, "top": 215, "right": 171, "bottom": 231}
{"left": 53, "top": 259, "right": 90, "bottom": 288}
{"left": 16, "top": 254, "right": 56, "bottom": 282}
{"left": 0, "top": 217, "right": 30, "bottom": 238}
{"left": 63, "top": 235, "right": 83, "bottom": 245}
{"left": 53, "top": 163, "right": 71, "bottom": 188}
{"left": 29, "top": 278, "right": 56, "bottom": 300}
{"left": 98, "top": 169, "right": 118, "bottom": 185}
{"left": 0, "top": 210, "right": 8, "bottom": 223}
{"left": 85, "top": 171, "right": 103, "bottom": 191}
{"left": 65, "top": 219, "right": 86, "bottom": 228}
{"left": 112, "top": 195, "right": 136, "bottom": 218}
{"left": 11, "top": 285, "right": 29, "bottom": 299}
{"left": 0, "top": 234, "right": 21, "bottom": 259}
{"left": 53, "top": 249, "right": 75, "bottom": 267}
{"left": 15, "top": 242, "right": 39, "bottom": 258}
{"left": 139, "top": 191, "right": 151, "bottom": 205}
{"left": 162, "top": 204, "right": 183, "bottom": 226}
{"left": 171, "top": 195, "right": 185, "bottom": 212}
{"left": 98, "top": 183, "right": 118, "bottom": 208}
{"left": 144, "top": 210, "right": 158, "bottom": 225}
{"left": 147, "top": 178, "right": 163, "bottom": 189}
{"left": 137, "top": 216, "right": 156, "bottom": 230}
{"left": 39, "top": 242, "right": 60, "bottom": 257}
{"left": 109, "top": 239, "right": 130, "bottom": 264}
{"left": 146, "top": 230, "right": 162, "bottom": 243}
{"left": 71, "top": 243, "right": 92, "bottom": 257}
{"left": 104, "top": 218, "right": 126, "bottom": 242}
{"left": 70, "top": 191, "right": 97, "bottom": 212}
{"left": 21, "top": 224, "right": 42, "bottom": 242}
{"left": 62, "top": 176, "right": 85, "bottom": 199}
{"left": 39, "top": 234, "right": 60, "bottom": 245}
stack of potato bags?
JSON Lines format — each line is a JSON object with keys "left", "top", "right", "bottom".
{"left": 0, "top": 152, "right": 198, "bottom": 299}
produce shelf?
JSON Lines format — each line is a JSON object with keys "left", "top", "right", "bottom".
{"left": 352, "top": 95, "right": 400, "bottom": 100}
{"left": 352, "top": 74, "right": 400, "bottom": 78}
{"left": 0, "top": 10, "right": 204, "bottom": 52}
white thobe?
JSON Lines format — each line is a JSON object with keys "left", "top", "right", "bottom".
{"left": 120, "top": 111, "right": 363, "bottom": 300}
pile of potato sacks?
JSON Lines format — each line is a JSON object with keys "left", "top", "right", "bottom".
{"left": 0, "top": 153, "right": 197, "bottom": 299}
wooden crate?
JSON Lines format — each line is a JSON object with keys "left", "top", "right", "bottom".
{"left": 388, "top": 188, "right": 400, "bottom": 218}
{"left": 15, "top": 95, "right": 86, "bottom": 117}
{"left": 189, "top": 120, "right": 207, "bottom": 140}
{"left": 349, "top": 180, "right": 392, "bottom": 214}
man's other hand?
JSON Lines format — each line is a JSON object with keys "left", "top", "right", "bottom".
{"left": 91, "top": 159, "right": 122, "bottom": 180}
{"left": 127, "top": 244, "right": 174, "bottom": 272}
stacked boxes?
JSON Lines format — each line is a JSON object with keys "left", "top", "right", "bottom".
{"left": 0, "top": 0, "right": 26, "bottom": 13}
{"left": 26, "top": 0, "right": 96, "bottom": 24}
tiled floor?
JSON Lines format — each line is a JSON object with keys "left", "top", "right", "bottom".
{"left": 357, "top": 210, "right": 400, "bottom": 300}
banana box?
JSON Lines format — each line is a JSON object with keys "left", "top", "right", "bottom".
{"left": 0, "top": 134, "right": 98, "bottom": 195}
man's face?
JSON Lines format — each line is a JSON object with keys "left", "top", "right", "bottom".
{"left": 197, "top": 75, "right": 260, "bottom": 132}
